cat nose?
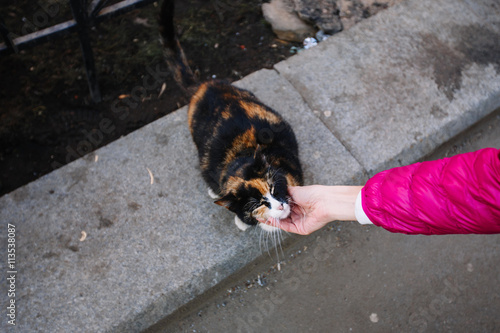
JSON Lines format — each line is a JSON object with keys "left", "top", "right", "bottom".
{"left": 278, "top": 204, "right": 284, "bottom": 211}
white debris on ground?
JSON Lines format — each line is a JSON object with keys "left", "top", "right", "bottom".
{"left": 291, "top": 30, "right": 332, "bottom": 53}
{"left": 370, "top": 313, "right": 379, "bottom": 323}
{"left": 303, "top": 37, "right": 318, "bottom": 49}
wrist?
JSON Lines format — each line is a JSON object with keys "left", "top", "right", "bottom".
{"left": 323, "top": 186, "right": 362, "bottom": 222}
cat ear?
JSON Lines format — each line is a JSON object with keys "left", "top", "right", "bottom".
{"left": 214, "top": 194, "right": 235, "bottom": 210}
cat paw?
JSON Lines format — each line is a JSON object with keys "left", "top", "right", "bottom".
{"left": 234, "top": 216, "right": 251, "bottom": 231}
{"left": 208, "top": 188, "right": 219, "bottom": 199}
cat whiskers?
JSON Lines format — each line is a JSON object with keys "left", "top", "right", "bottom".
{"left": 244, "top": 199, "right": 260, "bottom": 212}
{"left": 257, "top": 218, "right": 285, "bottom": 264}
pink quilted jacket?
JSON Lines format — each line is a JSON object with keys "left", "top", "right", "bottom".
{"left": 358, "top": 148, "right": 500, "bottom": 235}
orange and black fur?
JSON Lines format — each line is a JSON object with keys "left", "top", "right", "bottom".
{"left": 160, "top": 0, "right": 303, "bottom": 231}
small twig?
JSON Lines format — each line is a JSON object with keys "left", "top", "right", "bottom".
{"left": 146, "top": 167, "right": 154, "bottom": 185}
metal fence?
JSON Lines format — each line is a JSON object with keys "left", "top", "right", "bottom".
{"left": 0, "top": 0, "right": 159, "bottom": 103}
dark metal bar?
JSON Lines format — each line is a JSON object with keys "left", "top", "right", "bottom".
{"left": 0, "top": 16, "right": 17, "bottom": 53}
{"left": 0, "top": 0, "right": 155, "bottom": 55}
{"left": 89, "top": 0, "right": 110, "bottom": 18}
{"left": 69, "top": 0, "right": 101, "bottom": 103}
{"left": 0, "top": 20, "right": 77, "bottom": 55}
{"left": 0, "top": 0, "right": 158, "bottom": 101}
{"left": 94, "top": 0, "right": 158, "bottom": 22}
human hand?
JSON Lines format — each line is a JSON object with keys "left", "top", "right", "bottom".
{"left": 259, "top": 185, "right": 362, "bottom": 235}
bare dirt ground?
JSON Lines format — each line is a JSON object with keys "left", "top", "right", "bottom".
{"left": 0, "top": 0, "right": 301, "bottom": 196}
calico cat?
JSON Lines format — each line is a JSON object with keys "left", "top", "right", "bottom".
{"left": 188, "top": 81, "right": 304, "bottom": 231}
{"left": 160, "top": 0, "right": 303, "bottom": 231}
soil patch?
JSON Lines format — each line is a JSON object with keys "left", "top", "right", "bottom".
{"left": 0, "top": 0, "right": 301, "bottom": 196}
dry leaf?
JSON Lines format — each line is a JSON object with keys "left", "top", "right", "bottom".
{"left": 158, "top": 82, "right": 167, "bottom": 98}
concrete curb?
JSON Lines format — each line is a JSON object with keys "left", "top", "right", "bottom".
{"left": 1, "top": 0, "right": 499, "bottom": 331}
{"left": 275, "top": 0, "right": 500, "bottom": 174}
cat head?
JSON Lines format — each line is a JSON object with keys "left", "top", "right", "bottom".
{"left": 214, "top": 151, "right": 297, "bottom": 231}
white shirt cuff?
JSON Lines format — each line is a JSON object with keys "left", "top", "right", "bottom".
{"left": 355, "top": 189, "right": 373, "bottom": 225}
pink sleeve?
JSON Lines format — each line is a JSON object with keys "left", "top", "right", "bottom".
{"left": 361, "top": 148, "right": 500, "bottom": 235}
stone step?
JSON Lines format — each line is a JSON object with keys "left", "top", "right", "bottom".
{"left": 1, "top": 0, "right": 499, "bottom": 331}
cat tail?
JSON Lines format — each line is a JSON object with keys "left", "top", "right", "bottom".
{"left": 159, "top": 0, "right": 197, "bottom": 95}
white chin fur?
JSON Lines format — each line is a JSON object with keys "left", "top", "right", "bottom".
{"left": 235, "top": 216, "right": 280, "bottom": 233}
{"left": 258, "top": 222, "right": 281, "bottom": 232}
{"left": 269, "top": 205, "right": 290, "bottom": 219}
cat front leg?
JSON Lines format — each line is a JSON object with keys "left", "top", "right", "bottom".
{"left": 234, "top": 216, "right": 251, "bottom": 231}
{"left": 208, "top": 188, "right": 218, "bottom": 199}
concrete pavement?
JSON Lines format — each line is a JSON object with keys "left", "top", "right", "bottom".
{"left": 150, "top": 108, "right": 500, "bottom": 333}
{"left": 1, "top": 0, "right": 499, "bottom": 331}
